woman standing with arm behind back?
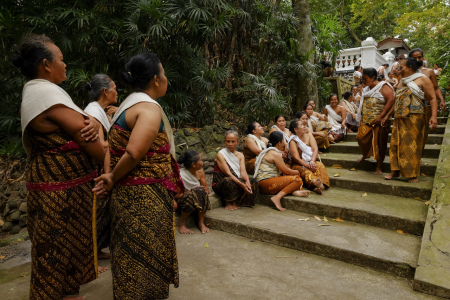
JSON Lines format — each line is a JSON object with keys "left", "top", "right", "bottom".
{"left": 93, "top": 53, "right": 183, "bottom": 299}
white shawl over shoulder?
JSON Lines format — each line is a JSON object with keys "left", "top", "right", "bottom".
{"left": 180, "top": 168, "right": 201, "bottom": 190}
{"left": 84, "top": 101, "right": 111, "bottom": 131}
{"left": 246, "top": 134, "right": 267, "bottom": 151}
{"left": 402, "top": 73, "right": 426, "bottom": 100}
{"left": 218, "top": 148, "right": 241, "bottom": 178}
{"left": 111, "top": 92, "right": 176, "bottom": 158}
{"left": 253, "top": 147, "right": 281, "bottom": 178}
{"left": 356, "top": 81, "right": 393, "bottom": 122}
{"left": 287, "top": 135, "right": 313, "bottom": 163}
{"left": 271, "top": 125, "right": 290, "bottom": 143}
{"left": 20, "top": 79, "right": 88, "bottom": 155}
{"left": 324, "top": 105, "right": 345, "bottom": 134}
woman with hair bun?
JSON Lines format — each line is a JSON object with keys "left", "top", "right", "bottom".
{"left": 93, "top": 52, "right": 182, "bottom": 299}
{"left": 243, "top": 121, "right": 268, "bottom": 173}
{"left": 176, "top": 150, "right": 211, "bottom": 234}
{"left": 13, "top": 34, "right": 104, "bottom": 300}
{"left": 254, "top": 131, "right": 310, "bottom": 211}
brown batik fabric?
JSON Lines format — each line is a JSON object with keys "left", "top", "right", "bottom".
{"left": 356, "top": 121, "right": 390, "bottom": 161}
{"left": 96, "top": 193, "right": 111, "bottom": 251}
{"left": 243, "top": 146, "right": 257, "bottom": 174}
{"left": 258, "top": 175, "right": 303, "bottom": 195}
{"left": 25, "top": 129, "right": 97, "bottom": 300}
{"left": 212, "top": 162, "right": 258, "bottom": 206}
{"left": 314, "top": 130, "right": 330, "bottom": 150}
{"left": 290, "top": 145, "right": 330, "bottom": 190}
{"left": 108, "top": 124, "right": 180, "bottom": 299}
{"left": 177, "top": 186, "right": 210, "bottom": 213}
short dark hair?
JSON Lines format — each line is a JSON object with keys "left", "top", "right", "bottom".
{"left": 12, "top": 34, "right": 54, "bottom": 79}
{"left": 123, "top": 52, "right": 161, "bottom": 91}
{"left": 274, "top": 115, "right": 286, "bottom": 123}
{"left": 382, "top": 63, "right": 389, "bottom": 67}
{"left": 342, "top": 91, "right": 352, "bottom": 100}
{"left": 354, "top": 66, "right": 361, "bottom": 71}
{"left": 246, "top": 122, "right": 257, "bottom": 135}
{"left": 362, "top": 67, "right": 377, "bottom": 79}
{"left": 268, "top": 131, "right": 284, "bottom": 147}
{"left": 405, "top": 57, "right": 421, "bottom": 72}
{"left": 86, "top": 74, "right": 112, "bottom": 101}
{"left": 289, "top": 119, "right": 300, "bottom": 134}
{"left": 328, "top": 94, "right": 338, "bottom": 102}
{"left": 177, "top": 150, "right": 200, "bottom": 169}
{"left": 296, "top": 111, "right": 307, "bottom": 120}
{"left": 377, "top": 74, "right": 385, "bottom": 81}
{"left": 302, "top": 103, "right": 314, "bottom": 112}
{"left": 409, "top": 48, "right": 424, "bottom": 57}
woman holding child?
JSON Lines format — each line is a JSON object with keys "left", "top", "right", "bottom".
{"left": 243, "top": 122, "right": 268, "bottom": 173}
{"left": 212, "top": 130, "right": 258, "bottom": 210}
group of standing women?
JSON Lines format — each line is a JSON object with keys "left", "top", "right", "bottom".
{"left": 14, "top": 34, "right": 182, "bottom": 299}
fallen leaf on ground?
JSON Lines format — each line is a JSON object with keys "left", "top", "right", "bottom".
{"left": 324, "top": 216, "right": 329, "bottom": 222}
{"left": 396, "top": 229, "right": 406, "bottom": 235}
{"left": 361, "top": 192, "right": 368, "bottom": 197}
{"left": 425, "top": 201, "right": 430, "bottom": 206}
{"left": 17, "top": 239, "right": 22, "bottom": 242}
{"left": 318, "top": 224, "right": 331, "bottom": 227}
{"left": 349, "top": 168, "right": 356, "bottom": 171}
{"left": 20, "top": 275, "right": 27, "bottom": 277}
{"left": 331, "top": 164, "right": 344, "bottom": 169}
{"left": 333, "top": 217, "right": 345, "bottom": 222}
{"left": 440, "top": 174, "right": 450, "bottom": 178}
{"left": 333, "top": 173, "right": 340, "bottom": 177}
{"left": 314, "top": 216, "right": 322, "bottom": 221}
{"left": 275, "top": 256, "right": 297, "bottom": 258}
{"left": 203, "top": 242, "right": 209, "bottom": 248}
{"left": 0, "top": 255, "right": 6, "bottom": 259}
{"left": 421, "top": 173, "right": 427, "bottom": 177}
{"left": 322, "top": 154, "right": 327, "bottom": 157}
{"left": 424, "top": 163, "right": 428, "bottom": 165}
{"left": 298, "top": 218, "right": 309, "bottom": 221}
{"left": 413, "top": 197, "right": 422, "bottom": 201}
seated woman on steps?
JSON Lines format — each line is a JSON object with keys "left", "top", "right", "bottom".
{"left": 323, "top": 94, "right": 347, "bottom": 143}
{"left": 212, "top": 130, "right": 258, "bottom": 210}
{"left": 299, "top": 108, "right": 330, "bottom": 151}
{"left": 176, "top": 150, "right": 210, "bottom": 234}
{"left": 243, "top": 122, "right": 268, "bottom": 174}
{"left": 255, "top": 131, "right": 310, "bottom": 211}
{"left": 339, "top": 91, "right": 359, "bottom": 133}
{"left": 288, "top": 119, "right": 330, "bottom": 195}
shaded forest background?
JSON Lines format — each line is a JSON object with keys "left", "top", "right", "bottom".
{"left": 0, "top": 0, "right": 449, "bottom": 158}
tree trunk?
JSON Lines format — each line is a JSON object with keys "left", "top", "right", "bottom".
{"left": 292, "top": 0, "right": 318, "bottom": 111}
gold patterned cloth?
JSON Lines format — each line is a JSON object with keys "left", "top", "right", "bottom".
{"left": 290, "top": 145, "right": 330, "bottom": 189}
{"left": 258, "top": 175, "right": 303, "bottom": 195}
{"left": 357, "top": 121, "right": 390, "bottom": 161}
{"left": 25, "top": 129, "right": 97, "bottom": 300}
{"left": 361, "top": 97, "right": 385, "bottom": 125}
{"left": 255, "top": 158, "right": 281, "bottom": 182}
{"left": 314, "top": 130, "right": 330, "bottom": 149}
{"left": 390, "top": 86, "right": 426, "bottom": 178}
{"left": 243, "top": 146, "right": 257, "bottom": 174}
{"left": 108, "top": 124, "right": 180, "bottom": 299}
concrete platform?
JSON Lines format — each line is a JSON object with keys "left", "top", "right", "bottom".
{"left": 255, "top": 187, "right": 428, "bottom": 235}
{"left": 0, "top": 230, "right": 440, "bottom": 300}
{"left": 206, "top": 205, "right": 421, "bottom": 278}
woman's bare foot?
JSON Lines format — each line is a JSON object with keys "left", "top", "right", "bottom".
{"left": 357, "top": 156, "right": 367, "bottom": 163}
{"left": 97, "top": 251, "right": 110, "bottom": 260}
{"left": 408, "top": 177, "right": 419, "bottom": 183}
{"left": 225, "top": 203, "right": 235, "bottom": 211}
{"left": 98, "top": 266, "right": 108, "bottom": 274}
{"left": 198, "top": 222, "right": 210, "bottom": 234}
{"left": 233, "top": 203, "right": 239, "bottom": 210}
{"left": 270, "top": 196, "right": 286, "bottom": 211}
{"left": 385, "top": 171, "right": 399, "bottom": 180}
{"left": 63, "top": 297, "right": 86, "bottom": 300}
{"left": 313, "top": 187, "right": 323, "bottom": 195}
{"left": 292, "top": 190, "right": 310, "bottom": 197}
{"left": 178, "top": 224, "right": 194, "bottom": 234}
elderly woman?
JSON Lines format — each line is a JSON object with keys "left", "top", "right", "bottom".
{"left": 93, "top": 52, "right": 182, "bottom": 299}
{"left": 13, "top": 34, "right": 104, "bottom": 300}
{"left": 288, "top": 119, "right": 330, "bottom": 194}
{"left": 212, "top": 130, "right": 258, "bottom": 211}
{"left": 323, "top": 94, "right": 347, "bottom": 142}
{"left": 177, "top": 150, "right": 210, "bottom": 234}
{"left": 255, "top": 131, "right": 310, "bottom": 211}
{"left": 298, "top": 110, "right": 330, "bottom": 151}
{"left": 243, "top": 122, "right": 268, "bottom": 173}
{"left": 384, "top": 58, "right": 438, "bottom": 183}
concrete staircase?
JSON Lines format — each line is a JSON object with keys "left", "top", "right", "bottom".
{"left": 205, "top": 118, "right": 448, "bottom": 285}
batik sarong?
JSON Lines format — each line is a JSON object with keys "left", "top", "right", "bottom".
{"left": 258, "top": 175, "right": 303, "bottom": 195}
{"left": 177, "top": 186, "right": 210, "bottom": 213}
{"left": 212, "top": 162, "right": 258, "bottom": 206}
{"left": 25, "top": 129, "right": 97, "bottom": 300}
{"left": 243, "top": 147, "right": 257, "bottom": 174}
{"left": 109, "top": 124, "right": 182, "bottom": 299}
{"left": 96, "top": 193, "right": 110, "bottom": 251}
{"left": 289, "top": 146, "right": 330, "bottom": 190}
{"left": 314, "top": 130, "right": 330, "bottom": 149}
{"left": 389, "top": 87, "right": 426, "bottom": 178}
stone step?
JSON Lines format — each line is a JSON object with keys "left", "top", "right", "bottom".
{"left": 328, "top": 141, "right": 441, "bottom": 159}
{"left": 205, "top": 205, "right": 421, "bottom": 278}
{"left": 344, "top": 133, "right": 444, "bottom": 144}
{"left": 328, "top": 169, "right": 434, "bottom": 200}
{"left": 254, "top": 188, "right": 428, "bottom": 235}
{"left": 320, "top": 153, "right": 437, "bottom": 176}
{"left": 387, "top": 124, "right": 446, "bottom": 134}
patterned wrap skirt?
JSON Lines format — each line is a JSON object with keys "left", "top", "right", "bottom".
{"left": 258, "top": 175, "right": 303, "bottom": 195}
{"left": 356, "top": 121, "right": 390, "bottom": 161}
{"left": 177, "top": 186, "right": 210, "bottom": 213}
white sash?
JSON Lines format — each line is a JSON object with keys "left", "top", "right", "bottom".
{"left": 84, "top": 101, "right": 111, "bottom": 131}
{"left": 271, "top": 125, "right": 290, "bottom": 143}
{"left": 20, "top": 79, "right": 88, "bottom": 155}
{"left": 402, "top": 73, "right": 426, "bottom": 100}
{"left": 180, "top": 168, "right": 201, "bottom": 190}
{"left": 325, "top": 105, "right": 344, "bottom": 133}
{"left": 219, "top": 148, "right": 241, "bottom": 178}
{"left": 356, "top": 81, "right": 393, "bottom": 122}
{"left": 340, "top": 99, "right": 356, "bottom": 114}
{"left": 253, "top": 147, "right": 281, "bottom": 178}
{"left": 287, "top": 135, "right": 313, "bottom": 163}
{"left": 307, "top": 118, "right": 314, "bottom": 132}
{"left": 111, "top": 92, "right": 176, "bottom": 158}
{"left": 246, "top": 134, "right": 267, "bottom": 151}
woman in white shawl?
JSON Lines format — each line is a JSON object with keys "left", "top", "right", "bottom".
{"left": 288, "top": 119, "right": 330, "bottom": 194}
{"left": 254, "top": 131, "right": 310, "bottom": 211}
{"left": 176, "top": 150, "right": 210, "bottom": 234}
{"left": 243, "top": 121, "right": 268, "bottom": 173}
{"left": 84, "top": 74, "right": 118, "bottom": 150}
{"left": 212, "top": 130, "right": 258, "bottom": 211}
{"left": 323, "top": 94, "right": 347, "bottom": 142}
